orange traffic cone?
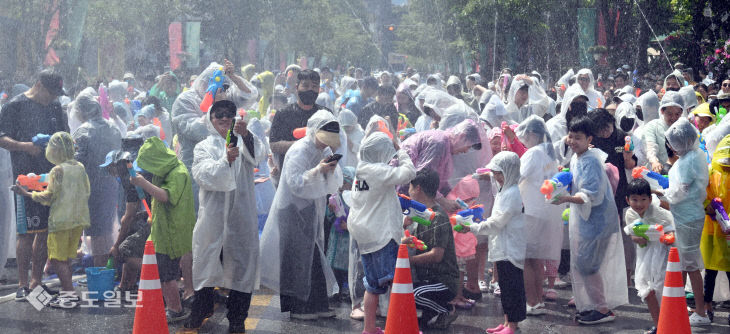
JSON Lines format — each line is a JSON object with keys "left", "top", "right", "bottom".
{"left": 657, "top": 247, "right": 691, "bottom": 334}
{"left": 384, "top": 243, "right": 422, "bottom": 334}
{"left": 133, "top": 240, "right": 169, "bottom": 334}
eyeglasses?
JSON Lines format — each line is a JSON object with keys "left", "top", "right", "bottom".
{"left": 578, "top": 77, "right": 590, "bottom": 82}
{"left": 723, "top": 83, "right": 730, "bottom": 87}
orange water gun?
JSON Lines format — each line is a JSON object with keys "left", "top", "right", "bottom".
{"left": 16, "top": 173, "right": 49, "bottom": 191}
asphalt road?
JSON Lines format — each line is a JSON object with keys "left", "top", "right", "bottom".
{"left": 1, "top": 280, "right": 729, "bottom": 334}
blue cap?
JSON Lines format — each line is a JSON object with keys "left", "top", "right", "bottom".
{"left": 99, "top": 150, "right": 120, "bottom": 168}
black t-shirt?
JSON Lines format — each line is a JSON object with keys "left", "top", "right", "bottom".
{"left": 414, "top": 204, "right": 459, "bottom": 294}
{"left": 358, "top": 101, "right": 399, "bottom": 131}
{"left": 0, "top": 94, "right": 69, "bottom": 177}
{"left": 269, "top": 103, "right": 331, "bottom": 167}
{"left": 591, "top": 128, "right": 631, "bottom": 214}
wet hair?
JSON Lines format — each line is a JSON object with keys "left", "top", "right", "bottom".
{"left": 377, "top": 85, "right": 396, "bottom": 97}
{"left": 142, "top": 96, "right": 162, "bottom": 111}
{"left": 614, "top": 72, "right": 628, "bottom": 81}
{"left": 410, "top": 168, "right": 439, "bottom": 198}
{"left": 362, "top": 77, "right": 379, "bottom": 90}
{"left": 588, "top": 108, "right": 615, "bottom": 130}
{"left": 297, "top": 69, "right": 320, "bottom": 85}
{"left": 627, "top": 178, "right": 652, "bottom": 197}
{"left": 568, "top": 116, "right": 595, "bottom": 138}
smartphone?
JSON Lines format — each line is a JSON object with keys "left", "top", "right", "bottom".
{"left": 325, "top": 154, "right": 343, "bottom": 163}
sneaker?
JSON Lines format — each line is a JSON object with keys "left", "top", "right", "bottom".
{"left": 48, "top": 295, "right": 80, "bottom": 309}
{"left": 567, "top": 297, "right": 576, "bottom": 307}
{"left": 290, "top": 312, "right": 318, "bottom": 320}
{"left": 479, "top": 280, "right": 489, "bottom": 292}
{"left": 493, "top": 286, "right": 501, "bottom": 296}
{"left": 489, "top": 281, "right": 499, "bottom": 292}
{"left": 688, "top": 312, "right": 711, "bottom": 326}
{"left": 644, "top": 326, "right": 657, "bottom": 334}
{"left": 15, "top": 287, "right": 30, "bottom": 302}
{"left": 554, "top": 277, "right": 570, "bottom": 288}
{"left": 350, "top": 306, "right": 365, "bottom": 321}
{"left": 544, "top": 289, "right": 558, "bottom": 301}
{"left": 317, "top": 309, "right": 336, "bottom": 318}
{"left": 462, "top": 287, "right": 483, "bottom": 301}
{"left": 429, "top": 311, "right": 458, "bottom": 329}
{"left": 486, "top": 324, "right": 505, "bottom": 333}
{"left": 577, "top": 310, "right": 615, "bottom": 325}
{"left": 707, "top": 309, "right": 714, "bottom": 322}
{"left": 41, "top": 284, "right": 59, "bottom": 296}
{"left": 228, "top": 323, "right": 246, "bottom": 333}
{"left": 526, "top": 303, "right": 546, "bottom": 315}
{"left": 166, "top": 308, "right": 190, "bottom": 323}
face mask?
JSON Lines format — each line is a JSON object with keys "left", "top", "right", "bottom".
{"left": 298, "top": 90, "right": 318, "bottom": 105}
{"left": 620, "top": 117, "right": 635, "bottom": 132}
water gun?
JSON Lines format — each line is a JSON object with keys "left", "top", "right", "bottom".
{"left": 226, "top": 118, "right": 238, "bottom": 167}
{"left": 631, "top": 166, "right": 669, "bottom": 190}
{"left": 404, "top": 230, "right": 427, "bottom": 251}
{"left": 240, "top": 110, "right": 261, "bottom": 123}
{"left": 16, "top": 173, "right": 49, "bottom": 191}
{"left": 540, "top": 168, "right": 572, "bottom": 202}
{"left": 375, "top": 120, "right": 393, "bottom": 139}
{"left": 709, "top": 198, "right": 730, "bottom": 234}
{"left": 450, "top": 205, "right": 484, "bottom": 232}
{"left": 126, "top": 162, "right": 152, "bottom": 219}
{"left": 199, "top": 67, "right": 225, "bottom": 112}
{"left": 626, "top": 220, "right": 674, "bottom": 248}
{"left": 399, "top": 128, "right": 416, "bottom": 140}
{"left": 562, "top": 208, "right": 570, "bottom": 225}
{"left": 293, "top": 127, "right": 307, "bottom": 139}
{"left": 698, "top": 134, "right": 711, "bottom": 164}
{"left": 328, "top": 194, "right": 348, "bottom": 232}
{"left": 398, "top": 193, "right": 435, "bottom": 227}
{"left": 624, "top": 135, "right": 634, "bottom": 152}
{"left": 31, "top": 133, "right": 50, "bottom": 147}
{"left": 472, "top": 168, "right": 490, "bottom": 179}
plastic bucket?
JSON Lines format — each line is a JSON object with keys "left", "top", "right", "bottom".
{"left": 85, "top": 267, "right": 116, "bottom": 300}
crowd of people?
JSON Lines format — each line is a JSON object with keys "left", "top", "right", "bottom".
{"left": 1, "top": 59, "right": 730, "bottom": 334}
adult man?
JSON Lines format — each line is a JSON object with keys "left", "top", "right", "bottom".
{"left": 346, "top": 77, "right": 378, "bottom": 117}
{"left": 0, "top": 70, "right": 69, "bottom": 301}
{"left": 358, "top": 85, "right": 399, "bottom": 131}
{"left": 269, "top": 69, "right": 333, "bottom": 175}
{"left": 446, "top": 76, "right": 479, "bottom": 112}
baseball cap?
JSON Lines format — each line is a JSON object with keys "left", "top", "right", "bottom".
{"left": 99, "top": 150, "right": 120, "bottom": 168}
{"left": 123, "top": 72, "right": 135, "bottom": 80}
{"left": 38, "top": 69, "right": 65, "bottom": 96}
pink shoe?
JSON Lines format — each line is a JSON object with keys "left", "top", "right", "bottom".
{"left": 362, "top": 327, "right": 384, "bottom": 334}
{"left": 495, "top": 326, "right": 515, "bottom": 334}
{"left": 486, "top": 324, "right": 504, "bottom": 333}
{"left": 544, "top": 289, "right": 558, "bottom": 301}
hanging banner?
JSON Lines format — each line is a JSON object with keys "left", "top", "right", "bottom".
{"left": 184, "top": 21, "right": 200, "bottom": 69}
{"left": 577, "top": 8, "right": 596, "bottom": 68}
{"left": 168, "top": 22, "right": 183, "bottom": 71}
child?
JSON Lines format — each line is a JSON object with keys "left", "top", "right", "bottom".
{"left": 326, "top": 166, "right": 355, "bottom": 299}
{"left": 552, "top": 117, "right": 627, "bottom": 324}
{"left": 515, "top": 115, "right": 562, "bottom": 314}
{"left": 624, "top": 179, "right": 675, "bottom": 334}
{"left": 700, "top": 134, "right": 730, "bottom": 324}
{"left": 12, "top": 132, "right": 90, "bottom": 308}
{"left": 446, "top": 176, "right": 480, "bottom": 309}
{"left": 461, "top": 151, "right": 526, "bottom": 334}
{"left": 401, "top": 169, "right": 459, "bottom": 330}
{"left": 661, "top": 117, "right": 711, "bottom": 325}
{"left": 348, "top": 132, "right": 416, "bottom": 334}
{"left": 131, "top": 136, "right": 196, "bottom": 322}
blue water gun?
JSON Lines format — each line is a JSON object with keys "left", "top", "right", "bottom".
{"left": 398, "top": 194, "right": 435, "bottom": 226}
{"left": 199, "top": 67, "right": 225, "bottom": 112}
{"left": 126, "top": 162, "right": 152, "bottom": 219}
{"left": 32, "top": 133, "right": 50, "bottom": 147}
{"left": 540, "top": 168, "right": 572, "bottom": 202}
{"left": 632, "top": 167, "right": 669, "bottom": 190}
{"left": 699, "top": 134, "right": 711, "bottom": 164}
{"left": 450, "top": 205, "right": 485, "bottom": 232}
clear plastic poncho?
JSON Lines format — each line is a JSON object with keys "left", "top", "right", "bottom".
{"left": 259, "top": 110, "right": 343, "bottom": 300}
{"left": 422, "top": 89, "right": 459, "bottom": 121}
{"left": 440, "top": 110, "right": 492, "bottom": 188}
{"left": 469, "top": 151, "right": 525, "bottom": 269}
{"left": 515, "top": 116, "right": 562, "bottom": 260}
{"left": 338, "top": 109, "right": 363, "bottom": 169}
{"left": 636, "top": 90, "right": 660, "bottom": 122}
{"left": 71, "top": 90, "right": 121, "bottom": 235}
{"left": 679, "top": 86, "right": 698, "bottom": 113}
{"left": 505, "top": 78, "right": 552, "bottom": 122}
{"left": 568, "top": 148, "right": 628, "bottom": 312}
{"left": 574, "top": 69, "right": 605, "bottom": 110}
{"left": 663, "top": 119, "right": 709, "bottom": 260}
{"left": 191, "top": 108, "right": 265, "bottom": 293}
{"left": 481, "top": 94, "right": 513, "bottom": 129}
{"left": 615, "top": 101, "right": 641, "bottom": 133}
{"left": 248, "top": 118, "right": 276, "bottom": 226}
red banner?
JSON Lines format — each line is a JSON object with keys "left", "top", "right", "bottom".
{"left": 168, "top": 22, "right": 182, "bottom": 71}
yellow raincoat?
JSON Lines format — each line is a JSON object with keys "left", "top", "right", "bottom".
{"left": 700, "top": 134, "right": 730, "bottom": 271}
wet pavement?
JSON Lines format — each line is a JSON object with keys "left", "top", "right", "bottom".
{"left": 1, "top": 281, "right": 730, "bottom": 334}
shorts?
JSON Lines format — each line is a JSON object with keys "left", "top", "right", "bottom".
{"left": 677, "top": 249, "right": 704, "bottom": 272}
{"left": 48, "top": 227, "right": 83, "bottom": 261}
{"left": 361, "top": 240, "right": 398, "bottom": 294}
{"left": 119, "top": 221, "right": 150, "bottom": 261}
{"left": 156, "top": 252, "right": 181, "bottom": 283}
{"left": 15, "top": 195, "right": 49, "bottom": 234}
{"left": 576, "top": 236, "right": 611, "bottom": 276}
